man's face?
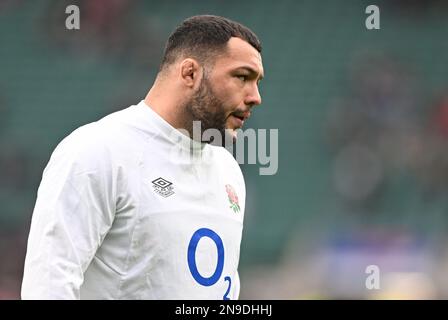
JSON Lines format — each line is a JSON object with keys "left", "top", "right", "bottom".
{"left": 185, "top": 37, "right": 264, "bottom": 142}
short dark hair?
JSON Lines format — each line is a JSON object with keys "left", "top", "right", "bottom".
{"left": 160, "top": 15, "right": 262, "bottom": 70}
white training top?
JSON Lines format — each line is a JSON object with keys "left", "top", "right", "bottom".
{"left": 21, "top": 101, "right": 246, "bottom": 300}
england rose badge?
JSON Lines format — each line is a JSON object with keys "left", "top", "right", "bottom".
{"left": 225, "top": 184, "right": 240, "bottom": 213}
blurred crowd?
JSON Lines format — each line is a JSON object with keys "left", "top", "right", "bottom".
{"left": 42, "top": 0, "right": 164, "bottom": 68}
{"left": 326, "top": 52, "right": 448, "bottom": 227}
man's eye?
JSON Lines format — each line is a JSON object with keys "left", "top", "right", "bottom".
{"left": 237, "top": 75, "right": 247, "bottom": 82}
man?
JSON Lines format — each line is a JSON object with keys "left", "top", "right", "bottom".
{"left": 21, "top": 15, "right": 264, "bottom": 299}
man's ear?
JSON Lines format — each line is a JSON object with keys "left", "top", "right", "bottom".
{"left": 180, "top": 58, "right": 201, "bottom": 88}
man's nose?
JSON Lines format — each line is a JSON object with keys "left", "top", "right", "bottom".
{"left": 245, "top": 84, "right": 262, "bottom": 107}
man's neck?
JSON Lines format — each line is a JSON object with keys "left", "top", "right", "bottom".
{"left": 144, "top": 85, "right": 196, "bottom": 139}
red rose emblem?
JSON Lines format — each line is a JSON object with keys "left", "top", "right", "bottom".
{"left": 225, "top": 184, "right": 240, "bottom": 213}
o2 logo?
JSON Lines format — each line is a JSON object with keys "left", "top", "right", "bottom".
{"left": 187, "top": 228, "right": 232, "bottom": 300}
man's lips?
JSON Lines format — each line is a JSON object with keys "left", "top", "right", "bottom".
{"left": 230, "top": 110, "right": 251, "bottom": 121}
{"left": 228, "top": 111, "right": 250, "bottom": 129}
{"left": 232, "top": 115, "right": 244, "bottom": 125}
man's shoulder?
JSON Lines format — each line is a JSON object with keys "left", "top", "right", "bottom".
{"left": 60, "top": 120, "right": 120, "bottom": 151}
{"left": 62, "top": 106, "right": 138, "bottom": 147}
{"left": 50, "top": 106, "right": 141, "bottom": 164}
{"left": 49, "top": 123, "right": 113, "bottom": 169}
{"left": 211, "top": 146, "right": 245, "bottom": 182}
{"left": 212, "top": 145, "right": 238, "bottom": 164}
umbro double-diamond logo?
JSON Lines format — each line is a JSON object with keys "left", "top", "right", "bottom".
{"left": 152, "top": 177, "right": 175, "bottom": 198}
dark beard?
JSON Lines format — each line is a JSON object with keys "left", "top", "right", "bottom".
{"left": 184, "top": 76, "right": 230, "bottom": 145}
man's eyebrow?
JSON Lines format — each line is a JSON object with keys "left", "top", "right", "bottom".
{"left": 235, "top": 66, "right": 264, "bottom": 80}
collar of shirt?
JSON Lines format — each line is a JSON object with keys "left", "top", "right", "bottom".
{"left": 135, "top": 100, "right": 208, "bottom": 156}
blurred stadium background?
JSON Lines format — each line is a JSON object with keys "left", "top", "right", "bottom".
{"left": 1, "top": 0, "right": 448, "bottom": 299}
